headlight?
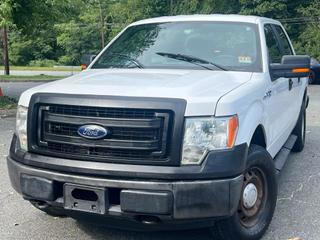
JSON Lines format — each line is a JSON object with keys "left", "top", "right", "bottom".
{"left": 16, "top": 105, "right": 28, "bottom": 151}
{"left": 182, "top": 115, "right": 238, "bottom": 165}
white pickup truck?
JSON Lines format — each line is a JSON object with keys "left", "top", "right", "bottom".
{"left": 8, "top": 15, "right": 310, "bottom": 239}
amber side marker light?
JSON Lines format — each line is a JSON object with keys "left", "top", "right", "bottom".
{"left": 292, "top": 68, "right": 310, "bottom": 73}
{"left": 227, "top": 116, "right": 239, "bottom": 148}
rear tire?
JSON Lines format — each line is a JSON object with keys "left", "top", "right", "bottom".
{"left": 292, "top": 102, "right": 306, "bottom": 152}
{"left": 211, "top": 145, "right": 277, "bottom": 240}
{"left": 30, "top": 200, "right": 66, "bottom": 217}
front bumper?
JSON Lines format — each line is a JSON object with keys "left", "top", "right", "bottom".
{"left": 7, "top": 156, "right": 243, "bottom": 222}
{"left": 8, "top": 133, "right": 247, "bottom": 227}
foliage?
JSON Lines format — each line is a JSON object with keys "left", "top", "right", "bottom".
{"left": 0, "top": 65, "right": 80, "bottom": 71}
{"left": 294, "top": 0, "right": 320, "bottom": 60}
{"left": 0, "top": 74, "right": 64, "bottom": 82}
{"left": 239, "top": 0, "right": 288, "bottom": 18}
{"left": 172, "top": 0, "right": 239, "bottom": 15}
{"left": 0, "top": 0, "right": 13, "bottom": 27}
{"left": 28, "top": 59, "right": 58, "bottom": 67}
{"left": 55, "top": 20, "right": 101, "bottom": 65}
{"left": 0, "top": 96, "right": 17, "bottom": 109}
{"left": 2, "top": 0, "right": 320, "bottom": 66}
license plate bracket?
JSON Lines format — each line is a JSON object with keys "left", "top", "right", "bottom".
{"left": 64, "top": 184, "right": 108, "bottom": 215}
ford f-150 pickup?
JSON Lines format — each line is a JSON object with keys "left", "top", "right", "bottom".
{"left": 7, "top": 15, "right": 310, "bottom": 240}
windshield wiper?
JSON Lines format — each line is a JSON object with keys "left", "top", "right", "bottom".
{"left": 156, "top": 52, "right": 227, "bottom": 71}
{"left": 108, "top": 52, "right": 144, "bottom": 69}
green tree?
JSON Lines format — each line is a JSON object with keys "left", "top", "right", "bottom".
{"left": 54, "top": 0, "right": 170, "bottom": 65}
{"left": 0, "top": 0, "right": 13, "bottom": 74}
{"left": 3, "top": 0, "right": 320, "bottom": 66}
{"left": 294, "top": 0, "right": 320, "bottom": 59}
{"left": 171, "top": 0, "right": 239, "bottom": 15}
{"left": 238, "top": 0, "right": 315, "bottom": 58}
{"left": 239, "top": 0, "right": 288, "bottom": 18}
{"left": 9, "top": 0, "right": 83, "bottom": 66}
{"left": 55, "top": 0, "right": 107, "bottom": 65}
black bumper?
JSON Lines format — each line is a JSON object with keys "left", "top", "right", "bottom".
{"left": 8, "top": 157, "right": 243, "bottom": 221}
{"left": 8, "top": 135, "right": 247, "bottom": 226}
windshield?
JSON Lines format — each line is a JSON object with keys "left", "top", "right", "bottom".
{"left": 92, "top": 21, "right": 262, "bottom": 72}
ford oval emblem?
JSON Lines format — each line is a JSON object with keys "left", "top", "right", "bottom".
{"left": 77, "top": 125, "right": 109, "bottom": 140}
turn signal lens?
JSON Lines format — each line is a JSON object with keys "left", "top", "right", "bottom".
{"left": 292, "top": 68, "right": 310, "bottom": 73}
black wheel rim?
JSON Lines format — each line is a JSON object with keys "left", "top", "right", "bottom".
{"left": 238, "top": 167, "right": 268, "bottom": 228}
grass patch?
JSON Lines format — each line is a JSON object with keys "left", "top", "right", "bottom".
{"left": 0, "top": 96, "right": 17, "bottom": 109}
{"left": 0, "top": 75, "right": 65, "bottom": 82}
{"left": 0, "top": 66, "right": 81, "bottom": 72}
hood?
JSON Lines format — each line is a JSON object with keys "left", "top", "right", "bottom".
{"left": 19, "top": 69, "right": 252, "bottom": 116}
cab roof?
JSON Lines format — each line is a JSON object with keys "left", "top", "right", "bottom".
{"left": 130, "top": 14, "right": 281, "bottom": 26}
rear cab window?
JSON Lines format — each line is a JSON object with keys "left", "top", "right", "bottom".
{"left": 264, "top": 24, "right": 282, "bottom": 64}
{"left": 264, "top": 23, "right": 294, "bottom": 65}
{"left": 273, "top": 25, "right": 293, "bottom": 56}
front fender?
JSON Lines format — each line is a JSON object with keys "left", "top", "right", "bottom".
{"left": 236, "top": 100, "right": 266, "bottom": 147}
{"left": 214, "top": 75, "right": 268, "bottom": 148}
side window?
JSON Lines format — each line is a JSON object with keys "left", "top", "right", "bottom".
{"left": 274, "top": 25, "right": 293, "bottom": 55}
{"left": 264, "top": 24, "right": 282, "bottom": 63}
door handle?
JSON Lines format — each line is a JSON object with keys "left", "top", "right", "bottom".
{"left": 288, "top": 79, "right": 293, "bottom": 91}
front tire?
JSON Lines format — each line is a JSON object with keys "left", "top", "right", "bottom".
{"left": 211, "top": 145, "right": 277, "bottom": 240}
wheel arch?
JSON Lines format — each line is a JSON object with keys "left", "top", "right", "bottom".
{"left": 250, "top": 125, "right": 267, "bottom": 148}
{"left": 236, "top": 100, "right": 267, "bottom": 149}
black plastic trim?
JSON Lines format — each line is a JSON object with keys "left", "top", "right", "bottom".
{"left": 7, "top": 157, "right": 243, "bottom": 221}
{"left": 27, "top": 93, "right": 186, "bottom": 166}
{"left": 120, "top": 190, "right": 173, "bottom": 215}
{"left": 10, "top": 134, "right": 248, "bottom": 180}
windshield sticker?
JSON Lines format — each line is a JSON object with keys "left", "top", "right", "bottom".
{"left": 238, "top": 56, "right": 252, "bottom": 64}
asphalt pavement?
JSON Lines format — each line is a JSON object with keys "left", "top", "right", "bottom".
{"left": 0, "top": 82, "right": 46, "bottom": 100}
{"left": 1, "top": 86, "right": 320, "bottom": 240}
{"left": 0, "top": 70, "right": 77, "bottom": 76}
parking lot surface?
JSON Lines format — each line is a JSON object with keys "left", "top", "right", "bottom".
{"left": 1, "top": 82, "right": 45, "bottom": 100}
{"left": 1, "top": 86, "right": 320, "bottom": 240}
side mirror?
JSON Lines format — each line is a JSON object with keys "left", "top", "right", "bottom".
{"left": 80, "top": 54, "right": 97, "bottom": 70}
{"left": 270, "top": 55, "right": 310, "bottom": 80}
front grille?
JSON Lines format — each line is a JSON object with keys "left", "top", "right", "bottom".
{"left": 34, "top": 104, "right": 173, "bottom": 164}
{"left": 46, "top": 122, "right": 160, "bottom": 141}
{"left": 49, "top": 105, "right": 157, "bottom": 119}
{"left": 47, "top": 142, "right": 162, "bottom": 159}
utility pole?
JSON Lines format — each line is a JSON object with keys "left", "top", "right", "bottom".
{"left": 1, "top": 27, "right": 9, "bottom": 75}
{"left": 98, "top": 0, "right": 105, "bottom": 49}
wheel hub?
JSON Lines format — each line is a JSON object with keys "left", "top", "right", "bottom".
{"left": 243, "top": 183, "right": 258, "bottom": 209}
{"left": 238, "top": 167, "right": 267, "bottom": 228}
